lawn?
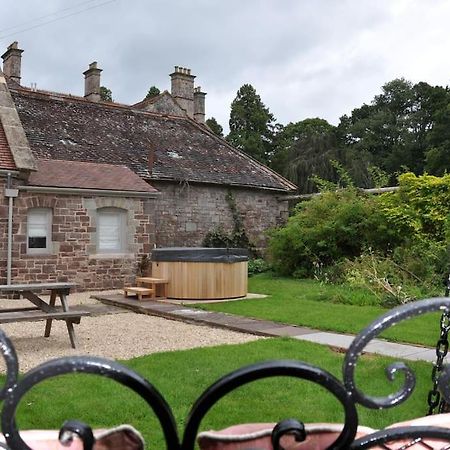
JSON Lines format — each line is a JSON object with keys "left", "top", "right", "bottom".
{"left": 193, "top": 273, "right": 444, "bottom": 347}
{"left": 10, "top": 338, "right": 435, "bottom": 449}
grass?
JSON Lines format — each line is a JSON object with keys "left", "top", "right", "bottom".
{"left": 10, "top": 338, "right": 434, "bottom": 449}
{"left": 192, "top": 273, "right": 443, "bottom": 347}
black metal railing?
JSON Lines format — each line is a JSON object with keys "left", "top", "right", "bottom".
{"left": 1, "top": 297, "right": 450, "bottom": 449}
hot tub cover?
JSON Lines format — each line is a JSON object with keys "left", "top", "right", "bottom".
{"left": 151, "top": 247, "right": 248, "bottom": 263}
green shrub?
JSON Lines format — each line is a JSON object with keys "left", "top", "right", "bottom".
{"left": 248, "top": 258, "right": 271, "bottom": 276}
{"left": 268, "top": 189, "right": 401, "bottom": 276}
{"left": 378, "top": 172, "right": 450, "bottom": 241}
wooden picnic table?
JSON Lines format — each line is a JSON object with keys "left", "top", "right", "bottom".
{"left": 0, "top": 282, "right": 90, "bottom": 349}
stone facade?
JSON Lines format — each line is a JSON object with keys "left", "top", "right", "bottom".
{"left": 152, "top": 181, "right": 289, "bottom": 251}
{"left": 0, "top": 178, "right": 156, "bottom": 290}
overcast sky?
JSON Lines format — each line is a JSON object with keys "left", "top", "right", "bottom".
{"left": 1, "top": 0, "right": 450, "bottom": 133}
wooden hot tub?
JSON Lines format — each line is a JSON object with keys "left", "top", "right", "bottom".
{"left": 151, "top": 247, "right": 248, "bottom": 300}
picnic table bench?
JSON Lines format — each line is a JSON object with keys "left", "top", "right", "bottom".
{"left": 0, "top": 282, "right": 90, "bottom": 349}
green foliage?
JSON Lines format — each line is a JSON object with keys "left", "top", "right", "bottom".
{"left": 202, "top": 227, "right": 234, "bottom": 248}
{"left": 367, "top": 165, "right": 390, "bottom": 188}
{"left": 268, "top": 189, "right": 399, "bottom": 276}
{"left": 248, "top": 258, "right": 271, "bottom": 276}
{"left": 145, "top": 86, "right": 160, "bottom": 99}
{"left": 339, "top": 251, "right": 438, "bottom": 307}
{"left": 227, "top": 84, "right": 275, "bottom": 164}
{"left": 203, "top": 191, "right": 257, "bottom": 256}
{"left": 206, "top": 117, "right": 224, "bottom": 137}
{"left": 99, "top": 86, "right": 113, "bottom": 102}
{"left": 271, "top": 118, "right": 341, "bottom": 192}
{"left": 338, "top": 79, "right": 450, "bottom": 177}
{"left": 270, "top": 172, "right": 450, "bottom": 302}
{"left": 378, "top": 172, "right": 450, "bottom": 241}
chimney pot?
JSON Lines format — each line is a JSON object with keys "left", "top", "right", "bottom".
{"left": 170, "top": 65, "right": 196, "bottom": 118}
{"left": 1, "top": 41, "right": 24, "bottom": 84}
{"left": 194, "top": 86, "right": 207, "bottom": 124}
{"left": 83, "top": 61, "right": 102, "bottom": 102}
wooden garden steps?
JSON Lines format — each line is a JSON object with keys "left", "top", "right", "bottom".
{"left": 123, "top": 286, "right": 155, "bottom": 301}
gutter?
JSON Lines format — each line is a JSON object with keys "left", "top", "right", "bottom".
{"left": 5, "top": 173, "right": 19, "bottom": 285}
{"left": 18, "top": 186, "right": 159, "bottom": 198}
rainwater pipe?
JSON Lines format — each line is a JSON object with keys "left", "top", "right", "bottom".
{"left": 5, "top": 172, "right": 18, "bottom": 285}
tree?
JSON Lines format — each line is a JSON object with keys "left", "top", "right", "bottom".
{"left": 206, "top": 117, "right": 224, "bottom": 137}
{"left": 145, "top": 86, "right": 160, "bottom": 99}
{"left": 270, "top": 119, "right": 340, "bottom": 192}
{"left": 338, "top": 78, "right": 450, "bottom": 177}
{"left": 99, "top": 86, "right": 113, "bottom": 102}
{"left": 227, "top": 84, "right": 275, "bottom": 164}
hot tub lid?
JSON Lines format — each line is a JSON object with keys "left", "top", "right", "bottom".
{"left": 151, "top": 247, "right": 249, "bottom": 263}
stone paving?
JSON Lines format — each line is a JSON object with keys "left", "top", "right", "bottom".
{"left": 93, "top": 294, "right": 438, "bottom": 362}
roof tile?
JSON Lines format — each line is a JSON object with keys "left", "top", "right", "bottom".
{"left": 28, "top": 159, "right": 157, "bottom": 192}
{"left": 0, "top": 121, "right": 16, "bottom": 170}
{"left": 11, "top": 89, "right": 296, "bottom": 192}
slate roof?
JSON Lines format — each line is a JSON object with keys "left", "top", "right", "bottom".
{"left": 28, "top": 159, "right": 158, "bottom": 192}
{"left": 0, "top": 121, "right": 16, "bottom": 170}
{"left": 10, "top": 87, "right": 296, "bottom": 192}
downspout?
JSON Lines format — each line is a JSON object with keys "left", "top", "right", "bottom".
{"left": 5, "top": 173, "right": 18, "bottom": 285}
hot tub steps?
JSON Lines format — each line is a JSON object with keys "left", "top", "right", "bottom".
{"left": 123, "top": 286, "right": 155, "bottom": 301}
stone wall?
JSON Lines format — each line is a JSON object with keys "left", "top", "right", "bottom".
{"left": 152, "top": 181, "right": 289, "bottom": 252}
{"left": 0, "top": 178, "right": 155, "bottom": 290}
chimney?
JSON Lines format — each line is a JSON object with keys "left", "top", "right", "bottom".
{"left": 194, "top": 87, "right": 206, "bottom": 124}
{"left": 83, "top": 61, "right": 102, "bottom": 102}
{"left": 1, "top": 41, "right": 23, "bottom": 84}
{"left": 170, "top": 66, "right": 195, "bottom": 118}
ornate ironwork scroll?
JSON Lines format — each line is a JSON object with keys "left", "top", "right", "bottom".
{"left": 0, "top": 297, "right": 449, "bottom": 449}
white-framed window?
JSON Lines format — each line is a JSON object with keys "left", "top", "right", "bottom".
{"left": 27, "top": 208, "right": 52, "bottom": 254}
{"left": 97, "top": 207, "right": 127, "bottom": 253}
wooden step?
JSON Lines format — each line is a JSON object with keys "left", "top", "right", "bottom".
{"left": 123, "top": 286, "right": 155, "bottom": 301}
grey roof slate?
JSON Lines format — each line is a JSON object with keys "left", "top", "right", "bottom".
{"left": 10, "top": 88, "right": 296, "bottom": 192}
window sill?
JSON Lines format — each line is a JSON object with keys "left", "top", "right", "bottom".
{"left": 89, "top": 253, "right": 135, "bottom": 260}
{"left": 23, "top": 253, "right": 56, "bottom": 259}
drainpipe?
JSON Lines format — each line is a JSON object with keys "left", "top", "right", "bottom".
{"left": 5, "top": 173, "right": 18, "bottom": 285}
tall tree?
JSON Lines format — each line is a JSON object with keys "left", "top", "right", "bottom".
{"left": 272, "top": 119, "right": 340, "bottom": 192}
{"left": 145, "top": 86, "right": 160, "bottom": 99}
{"left": 227, "top": 84, "right": 275, "bottom": 164}
{"left": 206, "top": 117, "right": 224, "bottom": 137}
{"left": 338, "top": 78, "right": 450, "bottom": 177}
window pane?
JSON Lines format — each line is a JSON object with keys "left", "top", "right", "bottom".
{"left": 27, "top": 208, "right": 51, "bottom": 253}
{"left": 28, "top": 236, "right": 47, "bottom": 249}
{"left": 98, "top": 213, "right": 121, "bottom": 251}
{"left": 28, "top": 223, "right": 47, "bottom": 237}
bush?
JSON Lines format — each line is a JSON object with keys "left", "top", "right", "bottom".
{"left": 268, "top": 189, "right": 401, "bottom": 276}
{"left": 378, "top": 172, "right": 450, "bottom": 241}
{"left": 248, "top": 258, "right": 271, "bottom": 276}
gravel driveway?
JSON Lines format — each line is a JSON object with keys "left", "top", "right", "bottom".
{"left": 0, "top": 290, "right": 261, "bottom": 372}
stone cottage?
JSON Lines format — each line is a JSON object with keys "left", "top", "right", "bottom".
{"left": 0, "top": 42, "right": 296, "bottom": 290}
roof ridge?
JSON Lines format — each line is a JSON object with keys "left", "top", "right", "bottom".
{"left": 10, "top": 86, "right": 191, "bottom": 121}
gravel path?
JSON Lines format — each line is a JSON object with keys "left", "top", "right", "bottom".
{"left": 0, "top": 290, "right": 261, "bottom": 372}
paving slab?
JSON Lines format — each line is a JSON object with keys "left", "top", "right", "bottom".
{"left": 297, "top": 332, "right": 355, "bottom": 348}
{"left": 265, "top": 326, "right": 317, "bottom": 337}
{"left": 365, "top": 340, "right": 429, "bottom": 358}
